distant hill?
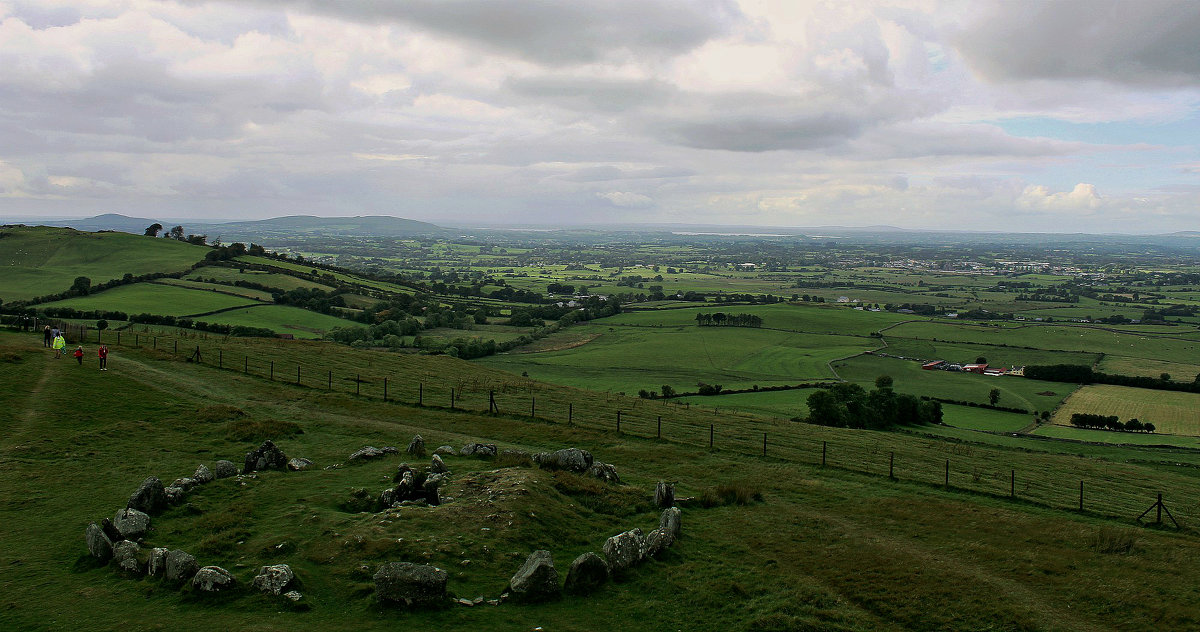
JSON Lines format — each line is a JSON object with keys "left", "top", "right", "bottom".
{"left": 195, "top": 215, "right": 448, "bottom": 241}
{"left": 41, "top": 213, "right": 164, "bottom": 234}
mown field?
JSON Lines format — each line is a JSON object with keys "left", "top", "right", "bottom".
{"left": 195, "top": 305, "right": 362, "bottom": 339}
{"left": 6, "top": 328, "right": 1200, "bottom": 631}
{"left": 0, "top": 226, "right": 209, "bottom": 301}
{"left": 1051, "top": 384, "right": 1200, "bottom": 437}
{"left": 38, "top": 282, "right": 261, "bottom": 317}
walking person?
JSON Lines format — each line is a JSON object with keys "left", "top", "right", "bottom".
{"left": 52, "top": 333, "right": 66, "bottom": 359}
{"left": 73, "top": 345, "right": 84, "bottom": 365}
{"left": 43, "top": 326, "right": 52, "bottom": 348}
{"left": 98, "top": 345, "right": 108, "bottom": 371}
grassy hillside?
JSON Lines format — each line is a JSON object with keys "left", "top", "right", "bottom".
{"left": 0, "top": 226, "right": 209, "bottom": 302}
{"left": 37, "top": 282, "right": 262, "bottom": 317}
{"left": 4, "top": 329, "right": 1200, "bottom": 631}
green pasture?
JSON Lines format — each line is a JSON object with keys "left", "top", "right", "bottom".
{"left": 479, "top": 323, "right": 873, "bottom": 394}
{"left": 832, "top": 354, "right": 1074, "bottom": 414}
{"left": 234, "top": 256, "right": 411, "bottom": 294}
{"left": 0, "top": 226, "right": 209, "bottom": 302}
{"left": 1096, "top": 356, "right": 1200, "bottom": 380}
{"left": 157, "top": 278, "right": 275, "bottom": 301}
{"left": 673, "top": 387, "right": 824, "bottom": 419}
{"left": 1051, "top": 384, "right": 1200, "bottom": 437}
{"left": 611, "top": 303, "right": 915, "bottom": 337}
{"left": 185, "top": 267, "right": 334, "bottom": 292}
{"left": 880, "top": 337, "right": 1101, "bottom": 368}
{"left": 196, "top": 305, "right": 362, "bottom": 338}
{"left": 38, "top": 282, "right": 260, "bottom": 317}
{"left": 1031, "top": 424, "right": 1200, "bottom": 448}
{"left": 938, "top": 404, "right": 1034, "bottom": 433}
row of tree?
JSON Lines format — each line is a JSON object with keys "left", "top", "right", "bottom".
{"left": 1025, "top": 364, "right": 1200, "bottom": 393}
{"left": 799, "top": 382, "right": 943, "bottom": 429}
{"left": 694, "top": 312, "right": 763, "bottom": 327}
{"left": 1069, "top": 413, "right": 1156, "bottom": 433}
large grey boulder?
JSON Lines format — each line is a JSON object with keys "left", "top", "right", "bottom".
{"left": 641, "top": 528, "right": 668, "bottom": 558}
{"left": 660, "top": 507, "right": 682, "bottom": 545}
{"left": 147, "top": 547, "right": 169, "bottom": 577}
{"left": 564, "top": 552, "right": 609, "bottom": 595}
{"left": 407, "top": 435, "right": 426, "bottom": 457}
{"left": 430, "top": 454, "right": 448, "bottom": 474}
{"left": 164, "top": 549, "right": 199, "bottom": 584}
{"left": 85, "top": 522, "right": 113, "bottom": 562}
{"left": 192, "top": 566, "right": 236, "bottom": 592}
{"left": 113, "top": 540, "right": 142, "bottom": 575}
{"left": 434, "top": 445, "right": 456, "bottom": 456}
{"left": 588, "top": 462, "right": 621, "bottom": 484}
{"left": 602, "top": 528, "right": 645, "bottom": 575}
{"left": 252, "top": 564, "right": 295, "bottom": 595}
{"left": 533, "top": 448, "right": 593, "bottom": 472}
{"left": 214, "top": 460, "right": 237, "bottom": 479}
{"left": 508, "top": 550, "right": 560, "bottom": 603}
{"left": 128, "top": 476, "right": 168, "bottom": 515}
{"left": 349, "top": 446, "right": 385, "bottom": 461}
{"left": 374, "top": 562, "right": 447, "bottom": 608}
{"left": 654, "top": 481, "right": 675, "bottom": 508}
{"left": 113, "top": 507, "right": 150, "bottom": 540}
{"left": 193, "top": 464, "right": 214, "bottom": 484}
{"left": 244, "top": 440, "right": 288, "bottom": 472}
{"left": 459, "top": 443, "right": 496, "bottom": 458}
{"left": 287, "top": 457, "right": 313, "bottom": 471}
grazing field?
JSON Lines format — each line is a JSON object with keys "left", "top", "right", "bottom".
{"left": 196, "top": 305, "right": 361, "bottom": 338}
{"left": 1051, "top": 384, "right": 1200, "bottom": 437}
{"left": 938, "top": 404, "right": 1034, "bottom": 433}
{"left": 880, "top": 337, "right": 1101, "bottom": 369}
{"left": 480, "top": 322, "right": 872, "bottom": 393}
{"left": 674, "top": 387, "right": 824, "bottom": 419}
{"left": 832, "top": 354, "right": 1075, "bottom": 414}
{"left": 1095, "top": 355, "right": 1200, "bottom": 381}
{"left": 37, "top": 282, "right": 260, "bottom": 316}
{"left": 611, "top": 303, "right": 915, "bottom": 336}
{"left": 185, "top": 267, "right": 334, "bottom": 292}
{"left": 0, "top": 226, "right": 208, "bottom": 301}
{"left": 156, "top": 278, "right": 275, "bottom": 301}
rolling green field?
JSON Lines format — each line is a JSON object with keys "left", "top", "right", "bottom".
{"left": 157, "top": 278, "right": 276, "bottom": 301}
{"left": 1051, "top": 384, "right": 1200, "bottom": 437}
{"left": 185, "top": 267, "right": 334, "bottom": 292}
{"left": 611, "top": 303, "right": 915, "bottom": 336}
{"left": 480, "top": 322, "right": 873, "bottom": 394}
{"left": 0, "top": 226, "right": 209, "bottom": 301}
{"left": 880, "top": 337, "right": 1101, "bottom": 368}
{"left": 197, "top": 305, "right": 362, "bottom": 338}
{"left": 37, "top": 282, "right": 260, "bottom": 317}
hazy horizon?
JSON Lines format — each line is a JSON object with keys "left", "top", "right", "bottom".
{"left": 2, "top": 1, "right": 1198, "bottom": 233}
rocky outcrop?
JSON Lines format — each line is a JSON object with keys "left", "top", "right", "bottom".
{"left": 127, "top": 476, "right": 167, "bottom": 515}
{"left": 374, "top": 562, "right": 447, "bottom": 608}
{"left": 244, "top": 440, "right": 288, "bottom": 473}
{"left": 564, "top": 552, "right": 609, "bottom": 595}
{"left": 164, "top": 549, "right": 199, "bottom": 585}
{"left": 507, "top": 550, "right": 559, "bottom": 603}
{"left": 533, "top": 448, "right": 593, "bottom": 472}
{"left": 252, "top": 564, "right": 295, "bottom": 596}
{"left": 113, "top": 507, "right": 150, "bottom": 540}
{"left": 192, "top": 566, "right": 236, "bottom": 592}
{"left": 602, "top": 528, "right": 645, "bottom": 575}
{"left": 214, "top": 460, "right": 237, "bottom": 479}
{"left": 407, "top": 435, "right": 425, "bottom": 457}
{"left": 85, "top": 522, "right": 113, "bottom": 562}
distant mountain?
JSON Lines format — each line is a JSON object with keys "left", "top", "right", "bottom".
{"left": 42, "top": 213, "right": 163, "bottom": 234}
{"left": 194, "top": 215, "right": 448, "bottom": 240}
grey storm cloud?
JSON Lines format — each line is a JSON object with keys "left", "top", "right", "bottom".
{"left": 660, "top": 113, "right": 864, "bottom": 152}
{"left": 207, "top": 0, "right": 744, "bottom": 65}
{"left": 957, "top": 0, "right": 1200, "bottom": 86}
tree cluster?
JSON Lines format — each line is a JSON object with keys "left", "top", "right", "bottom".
{"left": 1069, "top": 413, "right": 1155, "bottom": 433}
{"left": 1025, "top": 364, "right": 1200, "bottom": 393}
{"left": 799, "top": 383, "right": 943, "bottom": 429}
{"left": 694, "top": 312, "right": 763, "bottom": 327}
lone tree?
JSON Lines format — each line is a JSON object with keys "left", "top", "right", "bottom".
{"left": 71, "top": 276, "right": 91, "bottom": 296}
{"left": 988, "top": 388, "right": 1001, "bottom": 406}
{"left": 875, "top": 375, "right": 894, "bottom": 390}
{"left": 144, "top": 223, "right": 162, "bottom": 237}
{"left": 169, "top": 225, "right": 185, "bottom": 240}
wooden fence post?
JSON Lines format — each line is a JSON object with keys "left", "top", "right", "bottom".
{"left": 657, "top": 416, "right": 661, "bottom": 439}
{"left": 328, "top": 370, "right": 332, "bottom": 390}
{"left": 296, "top": 364, "right": 301, "bottom": 385}
{"left": 244, "top": 356, "right": 248, "bottom": 374}
{"left": 1079, "top": 480, "right": 1084, "bottom": 511}
{"left": 269, "top": 361, "right": 273, "bottom": 381}
{"left": 709, "top": 424, "right": 714, "bottom": 448}
{"left": 1010, "top": 470, "right": 1015, "bottom": 498}
{"left": 218, "top": 349, "right": 222, "bottom": 369}
{"left": 384, "top": 377, "right": 388, "bottom": 401}
{"left": 822, "top": 441, "right": 827, "bottom": 467}
{"left": 945, "top": 460, "right": 949, "bottom": 487}
{"left": 356, "top": 374, "right": 360, "bottom": 396}
{"left": 568, "top": 403, "right": 573, "bottom": 425}
{"left": 617, "top": 410, "right": 621, "bottom": 433}
{"left": 889, "top": 452, "right": 895, "bottom": 479}
{"left": 419, "top": 382, "right": 423, "bottom": 405}
{"left": 173, "top": 340, "right": 177, "bottom": 354}
{"left": 451, "top": 388, "right": 455, "bottom": 409}
{"left": 531, "top": 397, "right": 535, "bottom": 418}
{"left": 763, "top": 433, "right": 767, "bottom": 457}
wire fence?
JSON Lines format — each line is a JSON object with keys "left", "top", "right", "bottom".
{"left": 13, "top": 321, "right": 1200, "bottom": 529}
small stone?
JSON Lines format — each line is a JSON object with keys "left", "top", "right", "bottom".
{"left": 533, "top": 447, "right": 593, "bottom": 472}
{"left": 164, "top": 549, "right": 199, "bottom": 585}
{"left": 193, "top": 464, "right": 214, "bottom": 484}
{"left": 283, "top": 590, "right": 303, "bottom": 602}
{"left": 287, "top": 457, "right": 313, "bottom": 471}
{"left": 192, "top": 566, "right": 236, "bottom": 592}
{"left": 460, "top": 443, "right": 497, "bottom": 458}
{"left": 214, "top": 460, "right": 237, "bottom": 478}
{"left": 456, "top": 598, "right": 475, "bottom": 607}
{"left": 252, "top": 564, "right": 295, "bottom": 595}
{"left": 507, "top": 550, "right": 560, "bottom": 603}
{"left": 641, "top": 528, "right": 668, "bottom": 558}
{"left": 431, "top": 454, "right": 448, "bottom": 474}
{"left": 660, "top": 507, "right": 682, "bottom": 545}
{"left": 602, "top": 528, "right": 645, "bottom": 575}
{"left": 163, "top": 486, "right": 186, "bottom": 505}
{"left": 434, "top": 445, "right": 456, "bottom": 456}
{"left": 407, "top": 435, "right": 426, "bottom": 457}
{"left": 381, "top": 446, "right": 400, "bottom": 454}
{"left": 587, "top": 462, "right": 621, "bottom": 484}
{"left": 112, "top": 507, "right": 151, "bottom": 540}
{"left": 171, "top": 477, "right": 197, "bottom": 492}
{"left": 85, "top": 522, "right": 113, "bottom": 562}
{"left": 113, "top": 540, "right": 142, "bottom": 575}
{"left": 244, "top": 440, "right": 288, "bottom": 473}
{"left": 349, "top": 446, "right": 385, "bottom": 461}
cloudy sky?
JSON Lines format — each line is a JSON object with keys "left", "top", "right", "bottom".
{"left": 1, "top": 0, "right": 1199, "bottom": 232}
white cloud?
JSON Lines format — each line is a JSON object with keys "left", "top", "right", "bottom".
{"left": 1016, "top": 183, "right": 1103, "bottom": 213}
{"left": 596, "top": 191, "right": 654, "bottom": 208}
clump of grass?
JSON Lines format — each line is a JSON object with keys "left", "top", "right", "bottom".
{"left": 195, "top": 404, "right": 246, "bottom": 423}
{"left": 0, "top": 352, "right": 23, "bottom": 363}
{"left": 551, "top": 470, "right": 649, "bottom": 516}
{"left": 194, "top": 500, "right": 254, "bottom": 556}
{"left": 1089, "top": 526, "right": 1138, "bottom": 554}
{"left": 224, "top": 417, "right": 302, "bottom": 441}
{"left": 494, "top": 449, "right": 533, "bottom": 468}
{"left": 699, "top": 482, "right": 764, "bottom": 508}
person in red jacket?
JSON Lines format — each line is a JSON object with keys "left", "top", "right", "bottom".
{"left": 98, "top": 345, "right": 108, "bottom": 371}
{"left": 73, "top": 345, "right": 84, "bottom": 365}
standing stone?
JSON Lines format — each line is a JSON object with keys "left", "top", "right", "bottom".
{"left": 564, "top": 552, "right": 609, "bottom": 595}
{"left": 192, "top": 566, "right": 236, "bottom": 592}
{"left": 423, "top": 473, "right": 445, "bottom": 505}
{"left": 287, "top": 457, "right": 313, "bottom": 471}
{"left": 214, "top": 460, "right": 237, "bottom": 479}
{"left": 431, "top": 454, "right": 448, "bottom": 474}
{"left": 434, "top": 445, "right": 456, "bottom": 456}
{"left": 128, "top": 476, "right": 168, "bottom": 515}
{"left": 112, "top": 540, "right": 142, "bottom": 575}
{"left": 164, "top": 549, "right": 199, "bottom": 584}
{"left": 147, "top": 547, "right": 169, "bottom": 577}
{"left": 85, "top": 522, "right": 113, "bottom": 562}
{"left": 641, "top": 528, "right": 667, "bottom": 558}
{"left": 101, "top": 517, "right": 124, "bottom": 544}
{"left": 373, "top": 562, "right": 447, "bottom": 608}
{"left": 252, "top": 564, "right": 295, "bottom": 595}
{"left": 395, "top": 471, "right": 415, "bottom": 500}
{"left": 508, "top": 550, "right": 560, "bottom": 602}
{"left": 193, "top": 464, "right": 214, "bottom": 484}
{"left": 113, "top": 507, "right": 151, "bottom": 540}
{"left": 659, "top": 507, "right": 682, "bottom": 545}
{"left": 654, "top": 481, "right": 675, "bottom": 508}
{"left": 244, "top": 440, "right": 288, "bottom": 473}
{"left": 602, "top": 528, "right": 645, "bottom": 574}
{"left": 407, "top": 435, "right": 426, "bottom": 457}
